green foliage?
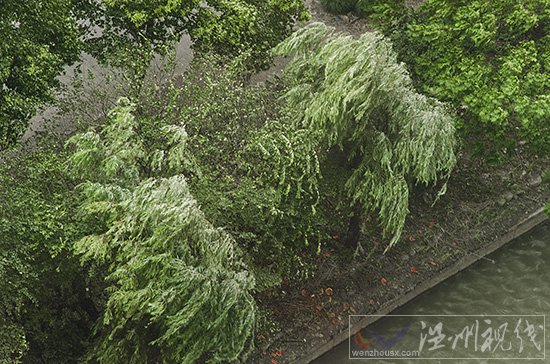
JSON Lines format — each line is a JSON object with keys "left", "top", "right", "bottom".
{"left": 320, "top": 0, "right": 357, "bottom": 14}
{"left": 319, "top": 0, "right": 406, "bottom": 29}
{"left": 275, "top": 23, "right": 457, "bottom": 249}
{"left": 397, "top": 0, "right": 550, "bottom": 153}
{"left": 67, "top": 99, "right": 256, "bottom": 363}
{"left": 0, "top": 0, "right": 81, "bottom": 149}
{"left": 65, "top": 51, "right": 321, "bottom": 283}
{"left": 356, "top": 0, "right": 406, "bottom": 28}
{"left": 171, "top": 58, "right": 322, "bottom": 282}
{"left": 88, "top": 53, "right": 323, "bottom": 284}
{"left": 80, "top": 0, "right": 309, "bottom": 70}
{"left": 356, "top": 0, "right": 403, "bottom": 15}
{"left": 0, "top": 148, "right": 97, "bottom": 363}
{"left": 0, "top": 0, "right": 308, "bottom": 151}
{"left": 0, "top": 320, "right": 27, "bottom": 364}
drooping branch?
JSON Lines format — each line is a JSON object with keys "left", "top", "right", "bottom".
{"left": 275, "top": 23, "right": 457, "bottom": 250}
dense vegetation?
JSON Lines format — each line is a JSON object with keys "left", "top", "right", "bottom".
{"left": 0, "top": 0, "right": 81, "bottom": 149}
{"left": 1, "top": 0, "right": 548, "bottom": 363}
{"left": 396, "top": 0, "right": 550, "bottom": 154}
{"left": 0, "top": 148, "right": 96, "bottom": 363}
{"left": 0, "top": 0, "right": 308, "bottom": 150}
{"left": 322, "top": 0, "right": 549, "bottom": 155}
{"left": 320, "top": 0, "right": 406, "bottom": 28}
{"left": 79, "top": 0, "right": 308, "bottom": 71}
{"left": 67, "top": 98, "right": 256, "bottom": 363}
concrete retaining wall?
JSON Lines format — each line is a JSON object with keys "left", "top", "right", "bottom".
{"left": 299, "top": 207, "right": 548, "bottom": 363}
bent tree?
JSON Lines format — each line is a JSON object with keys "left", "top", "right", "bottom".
{"left": 67, "top": 100, "right": 256, "bottom": 364}
{"left": 275, "top": 23, "right": 457, "bottom": 250}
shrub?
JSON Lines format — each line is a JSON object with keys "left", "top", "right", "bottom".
{"left": 356, "top": 0, "right": 404, "bottom": 16}
{"left": 319, "top": 0, "right": 407, "bottom": 28}
{"left": 356, "top": 0, "right": 407, "bottom": 29}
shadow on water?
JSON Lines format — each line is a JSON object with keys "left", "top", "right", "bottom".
{"left": 313, "top": 221, "right": 550, "bottom": 364}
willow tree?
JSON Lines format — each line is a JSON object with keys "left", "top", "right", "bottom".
{"left": 67, "top": 99, "right": 256, "bottom": 363}
{"left": 275, "top": 23, "right": 457, "bottom": 250}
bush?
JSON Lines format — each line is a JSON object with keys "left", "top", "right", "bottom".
{"left": 356, "top": 0, "right": 407, "bottom": 29}
{"left": 320, "top": 0, "right": 357, "bottom": 14}
{"left": 356, "top": 0, "right": 405, "bottom": 16}
{"left": 319, "top": 0, "right": 406, "bottom": 28}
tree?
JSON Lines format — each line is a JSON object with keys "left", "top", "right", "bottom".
{"left": 0, "top": 0, "right": 308, "bottom": 150}
{"left": 167, "top": 56, "right": 321, "bottom": 285}
{"left": 80, "top": 0, "right": 309, "bottom": 70}
{"left": 67, "top": 99, "right": 256, "bottom": 363}
{"left": 0, "top": 0, "right": 81, "bottom": 149}
{"left": 396, "top": 0, "right": 550, "bottom": 154}
{"left": 274, "top": 23, "right": 457, "bottom": 250}
{"left": 0, "top": 148, "right": 97, "bottom": 363}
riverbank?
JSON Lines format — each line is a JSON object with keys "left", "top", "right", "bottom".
{"left": 250, "top": 1, "right": 550, "bottom": 363}
{"left": 252, "top": 145, "right": 548, "bottom": 363}
{"left": 314, "top": 220, "right": 550, "bottom": 363}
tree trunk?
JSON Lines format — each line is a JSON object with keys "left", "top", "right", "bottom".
{"left": 346, "top": 201, "right": 362, "bottom": 247}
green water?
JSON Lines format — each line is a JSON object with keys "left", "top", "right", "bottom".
{"left": 313, "top": 220, "right": 549, "bottom": 364}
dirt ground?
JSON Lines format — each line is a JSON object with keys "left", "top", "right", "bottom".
{"left": 248, "top": 1, "right": 550, "bottom": 363}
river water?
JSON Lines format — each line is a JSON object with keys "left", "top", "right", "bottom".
{"left": 313, "top": 220, "right": 550, "bottom": 364}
